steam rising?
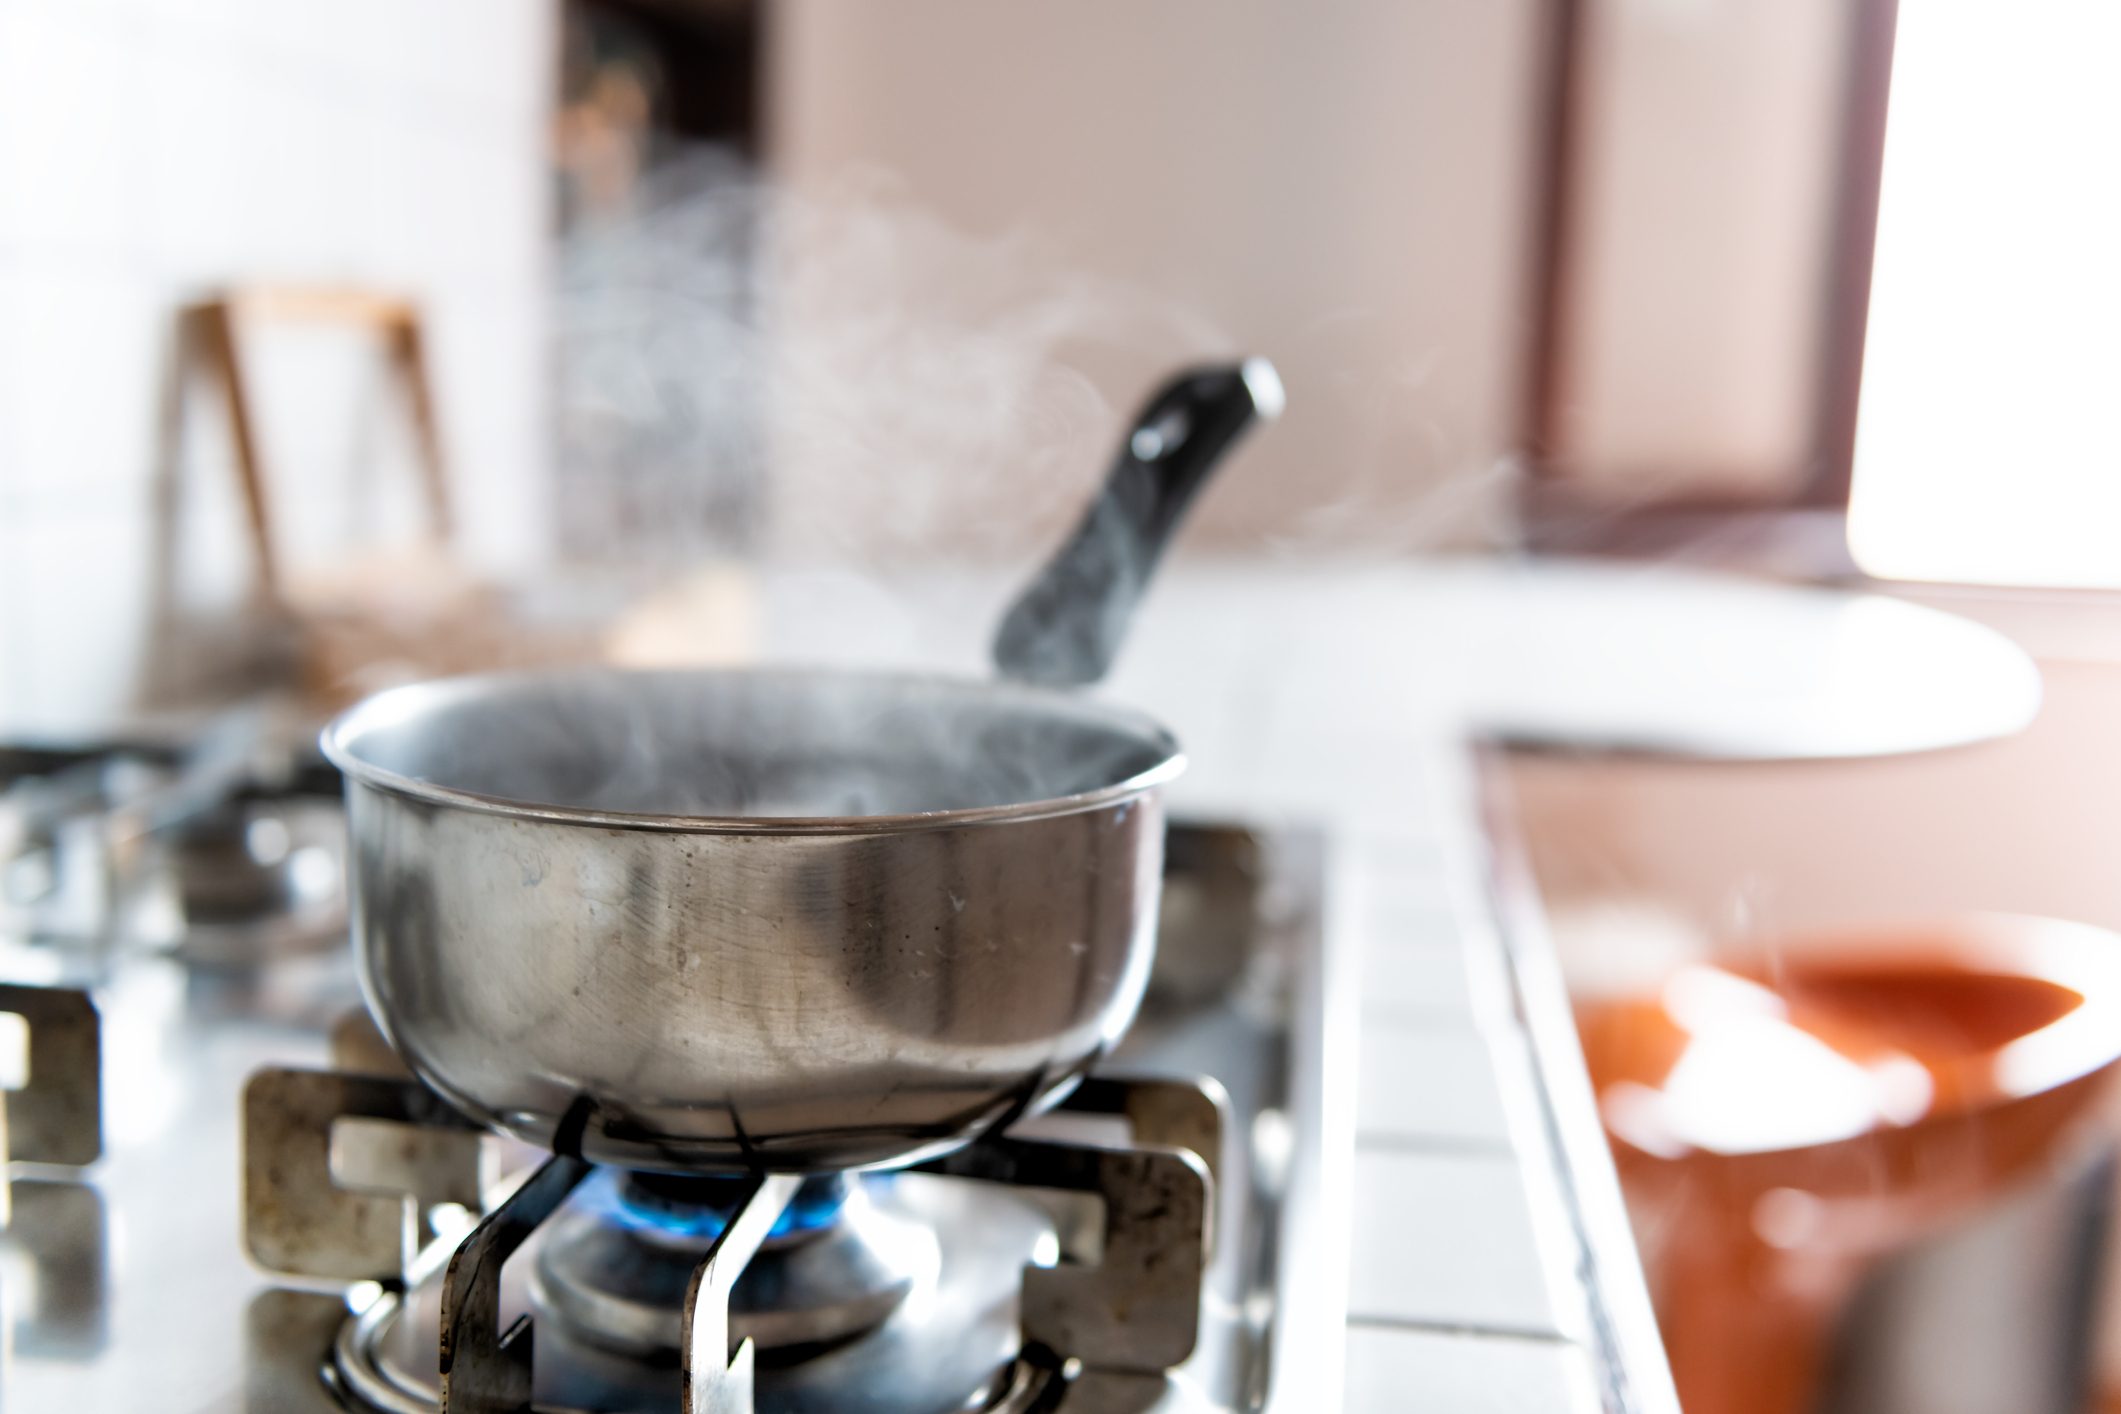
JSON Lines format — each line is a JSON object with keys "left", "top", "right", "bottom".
{"left": 537, "top": 146, "right": 1548, "bottom": 814}
{"left": 555, "top": 143, "right": 1558, "bottom": 586}
{"left": 555, "top": 150, "right": 1231, "bottom": 573}
{"left": 334, "top": 670, "right": 1172, "bottom": 820}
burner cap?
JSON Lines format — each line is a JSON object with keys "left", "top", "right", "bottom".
{"left": 334, "top": 1172, "right": 1052, "bottom": 1414}
{"left": 533, "top": 1171, "right": 935, "bottom": 1354}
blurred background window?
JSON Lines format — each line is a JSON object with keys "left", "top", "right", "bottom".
{"left": 1846, "top": 0, "right": 2121, "bottom": 589}
{"left": 1518, "top": 0, "right": 1897, "bottom": 565}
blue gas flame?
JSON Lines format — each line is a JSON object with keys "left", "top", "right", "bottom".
{"left": 581, "top": 1169, "right": 858, "bottom": 1243}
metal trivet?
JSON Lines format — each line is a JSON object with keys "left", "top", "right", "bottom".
{"left": 244, "top": 1046, "right": 1222, "bottom": 1414}
{"left": 0, "top": 984, "right": 102, "bottom": 1196}
{"left": 1, "top": 984, "right": 108, "bottom": 1356}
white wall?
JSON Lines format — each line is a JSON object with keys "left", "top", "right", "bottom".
{"left": 1510, "top": 664, "right": 2121, "bottom": 946}
{"left": 764, "top": 0, "right": 1540, "bottom": 560}
{"left": 1552, "top": 0, "right": 1846, "bottom": 494}
{"left": 0, "top": 0, "right": 554, "bottom": 733}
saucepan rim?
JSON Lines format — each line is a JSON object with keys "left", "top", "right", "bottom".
{"left": 320, "top": 664, "right": 1186, "bottom": 836}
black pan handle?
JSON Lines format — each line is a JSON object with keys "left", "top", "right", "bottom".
{"left": 992, "top": 358, "right": 1283, "bottom": 687}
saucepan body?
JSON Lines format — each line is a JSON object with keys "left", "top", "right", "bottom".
{"left": 322, "top": 666, "right": 1182, "bottom": 1174}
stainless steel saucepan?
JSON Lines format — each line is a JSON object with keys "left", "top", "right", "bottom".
{"left": 323, "top": 360, "right": 1282, "bottom": 1175}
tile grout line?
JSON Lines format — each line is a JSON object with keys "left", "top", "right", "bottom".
{"left": 1353, "top": 1131, "right": 1520, "bottom": 1159}
{"left": 1358, "top": 1005, "right": 1490, "bottom": 1033}
{"left": 1347, "top": 1314, "right": 1583, "bottom": 1347}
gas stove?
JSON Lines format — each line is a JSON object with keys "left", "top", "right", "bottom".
{"left": 0, "top": 724, "right": 348, "bottom": 970}
{"left": 0, "top": 820, "right": 1336, "bottom": 1411}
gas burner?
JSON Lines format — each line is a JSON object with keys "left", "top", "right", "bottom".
{"left": 0, "top": 726, "right": 346, "bottom": 965}
{"left": 162, "top": 795, "right": 347, "bottom": 967}
{"left": 243, "top": 1058, "right": 1221, "bottom": 1414}
{"left": 529, "top": 1170, "right": 940, "bottom": 1355}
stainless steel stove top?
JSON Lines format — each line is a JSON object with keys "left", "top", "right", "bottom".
{"left": 0, "top": 819, "right": 1337, "bottom": 1411}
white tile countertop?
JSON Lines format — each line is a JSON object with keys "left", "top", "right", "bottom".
{"left": 1329, "top": 754, "right": 1630, "bottom": 1412}
{"left": 735, "top": 554, "right": 2039, "bottom": 1412}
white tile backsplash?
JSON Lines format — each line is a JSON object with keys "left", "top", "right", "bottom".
{"left": 0, "top": 5, "right": 142, "bottom": 255}
{"left": 1347, "top": 1149, "right": 1578, "bottom": 1338}
{"left": 0, "top": 266, "right": 165, "bottom": 500}
{"left": 0, "top": 516, "right": 34, "bottom": 705}
{"left": 401, "top": 0, "right": 554, "bottom": 121}
{"left": 437, "top": 284, "right": 552, "bottom": 573}
{"left": 136, "top": 40, "right": 253, "bottom": 277}
{"left": 91, "top": 0, "right": 545, "bottom": 125}
{"left": 280, "top": 0, "right": 426, "bottom": 91}
{"left": 1344, "top": 1324, "right": 1602, "bottom": 1413}
{"left": 245, "top": 94, "right": 359, "bottom": 271}
{"left": 0, "top": 268, "right": 20, "bottom": 499}
{"left": 0, "top": 0, "right": 555, "bottom": 731}
{"left": 10, "top": 506, "right": 155, "bottom": 723}
{"left": 404, "top": 126, "right": 541, "bottom": 286}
